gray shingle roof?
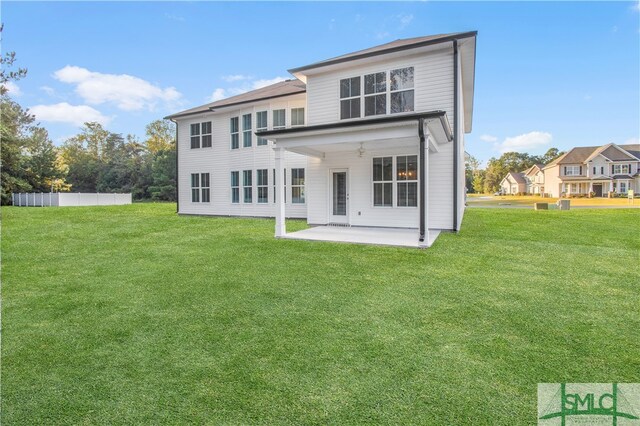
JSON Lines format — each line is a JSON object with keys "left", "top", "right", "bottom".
{"left": 600, "top": 145, "right": 637, "bottom": 161}
{"left": 165, "top": 79, "right": 306, "bottom": 120}
{"left": 288, "top": 31, "right": 477, "bottom": 74}
{"left": 620, "top": 144, "right": 640, "bottom": 160}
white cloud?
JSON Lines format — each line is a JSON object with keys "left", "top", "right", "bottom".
{"left": 207, "top": 76, "right": 288, "bottom": 103}
{"left": 222, "top": 74, "right": 251, "bottom": 82}
{"left": 3, "top": 81, "right": 22, "bottom": 96}
{"left": 329, "top": 18, "right": 336, "bottom": 31}
{"left": 40, "top": 85, "right": 55, "bottom": 96}
{"left": 375, "top": 31, "right": 391, "bottom": 40}
{"left": 29, "top": 102, "right": 111, "bottom": 126}
{"left": 624, "top": 137, "right": 639, "bottom": 145}
{"left": 496, "top": 131, "right": 552, "bottom": 154}
{"left": 480, "top": 134, "right": 498, "bottom": 143}
{"left": 53, "top": 65, "right": 182, "bottom": 111}
{"left": 398, "top": 14, "right": 414, "bottom": 29}
{"left": 164, "top": 13, "right": 185, "bottom": 22}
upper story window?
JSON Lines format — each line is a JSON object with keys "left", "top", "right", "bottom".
{"left": 291, "top": 108, "right": 305, "bottom": 126}
{"left": 190, "top": 123, "right": 200, "bottom": 149}
{"left": 273, "top": 109, "right": 286, "bottom": 129}
{"left": 613, "top": 164, "right": 630, "bottom": 175}
{"left": 390, "top": 67, "right": 414, "bottom": 114}
{"left": 190, "top": 122, "right": 212, "bottom": 149}
{"left": 564, "top": 165, "right": 581, "bottom": 176}
{"left": 340, "top": 76, "right": 361, "bottom": 120}
{"left": 230, "top": 117, "right": 239, "bottom": 150}
{"left": 256, "top": 111, "right": 268, "bottom": 146}
{"left": 364, "top": 72, "right": 386, "bottom": 117}
{"left": 242, "top": 114, "right": 252, "bottom": 148}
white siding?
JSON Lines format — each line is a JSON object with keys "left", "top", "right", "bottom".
{"left": 176, "top": 94, "right": 309, "bottom": 218}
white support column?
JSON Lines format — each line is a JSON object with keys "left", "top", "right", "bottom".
{"left": 423, "top": 135, "right": 430, "bottom": 246}
{"left": 274, "top": 145, "right": 286, "bottom": 237}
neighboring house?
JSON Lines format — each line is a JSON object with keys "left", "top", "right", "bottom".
{"left": 166, "top": 31, "right": 478, "bottom": 246}
{"left": 523, "top": 164, "right": 545, "bottom": 194}
{"left": 543, "top": 143, "right": 640, "bottom": 197}
{"left": 500, "top": 172, "right": 526, "bottom": 195}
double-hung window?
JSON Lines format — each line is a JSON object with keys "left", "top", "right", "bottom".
{"left": 230, "top": 117, "right": 239, "bottom": 149}
{"left": 191, "top": 173, "right": 210, "bottom": 202}
{"left": 340, "top": 76, "right": 361, "bottom": 119}
{"left": 242, "top": 114, "right": 252, "bottom": 148}
{"left": 257, "top": 169, "right": 268, "bottom": 203}
{"left": 364, "top": 72, "right": 386, "bottom": 116}
{"left": 200, "top": 173, "right": 210, "bottom": 202}
{"left": 564, "top": 165, "right": 581, "bottom": 176}
{"left": 291, "top": 108, "right": 305, "bottom": 126}
{"left": 390, "top": 67, "right": 414, "bottom": 113}
{"left": 256, "top": 111, "right": 268, "bottom": 146}
{"left": 613, "top": 164, "right": 630, "bottom": 174}
{"left": 273, "top": 109, "right": 285, "bottom": 129}
{"left": 291, "top": 168, "right": 305, "bottom": 204}
{"left": 231, "top": 171, "right": 240, "bottom": 203}
{"left": 396, "top": 156, "right": 418, "bottom": 207}
{"left": 201, "top": 122, "right": 212, "bottom": 148}
{"left": 190, "top": 123, "right": 201, "bottom": 149}
{"left": 191, "top": 173, "right": 200, "bottom": 202}
{"left": 373, "top": 157, "right": 393, "bottom": 206}
{"left": 243, "top": 170, "right": 252, "bottom": 203}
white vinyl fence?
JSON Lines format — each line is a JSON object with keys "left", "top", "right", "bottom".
{"left": 12, "top": 192, "right": 132, "bottom": 207}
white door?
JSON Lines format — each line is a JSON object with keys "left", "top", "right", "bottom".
{"left": 330, "top": 169, "right": 349, "bottom": 224}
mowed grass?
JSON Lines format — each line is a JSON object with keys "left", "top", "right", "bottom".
{"left": 467, "top": 194, "right": 639, "bottom": 207}
{"left": 2, "top": 204, "right": 639, "bottom": 425}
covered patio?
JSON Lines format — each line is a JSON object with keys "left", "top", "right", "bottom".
{"left": 283, "top": 226, "right": 441, "bottom": 248}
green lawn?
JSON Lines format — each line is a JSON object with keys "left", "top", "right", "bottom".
{"left": 2, "top": 204, "right": 639, "bottom": 424}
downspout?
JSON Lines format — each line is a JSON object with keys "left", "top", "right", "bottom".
{"left": 418, "top": 117, "right": 426, "bottom": 242}
{"left": 170, "top": 119, "right": 179, "bottom": 214}
{"left": 452, "top": 39, "right": 459, "bottom": 232}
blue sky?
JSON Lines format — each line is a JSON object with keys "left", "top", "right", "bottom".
{"left": 3, "top": 1, "right": 639, "bottom": 164}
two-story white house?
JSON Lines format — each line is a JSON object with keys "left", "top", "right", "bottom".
{"left": 542, "top": 143, "right": 640, "bottom": 197}
{"left": 166, "top": 32, "right": 478, "bottom": 247}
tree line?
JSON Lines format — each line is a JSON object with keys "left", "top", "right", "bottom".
{"left": 465, "top": 148, "right": 565, "bottom": 194}
{"left": 0, "top": 99, "right": 177, "bottom": 205}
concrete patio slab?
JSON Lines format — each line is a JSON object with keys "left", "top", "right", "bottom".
{"left": 282, "top": 226, "right": 441, "bottom": 248}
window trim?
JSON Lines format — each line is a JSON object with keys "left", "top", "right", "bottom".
{"left": 243, "top": 169, "right": 252, "bottom": 203}
{"left": 564, "top": 165, "right": 581, "bottom": 176}
{"left": 257, "top": 169, "right": 269, "bottom": 204}
{"left": 291, "top": 107, "right": 305, "bottom": 127}
{"left": 613, "top": 164, "right": 630, "bottom": 175}
{"left": 231, "top": 171, "right": 240, "bottom": 204}
{"left": 200, "top": 172, "right": 210, "bottom": 203}
{"left": 291, "top": 168, "right": 305, "bottom": 204}
{"left": 190, "top": 123, "right": 201, "bottom": 149}
{"left": 256, "top": 110, "right": 268, "bottom": 146}
{"left": 339, "top": 76, "right": 362, "bottom": 120}
{"left": 242, "top": 113, "right": 252, "bottom": 148}
{"left": 191, "top": 173, "right": 200, "bottom": 202}
{"left": 371, "top": 155, "right": 419, "bottom": 208}
{"left": 230, "top": 117, "right": 239, "bottom": 150}
{"left": 273, "top": 109, "right": 286, "bottom": 130}
{"left": 372, "top": 156, "right": 393, "bottom": 208}
{"left": 201, "top": 121, "right": 212, "bottom": 148}
{"left": 389, "top": 67, "right": 415, "bottom": 115}
{"left": 364, "top": 71, "right": 387, "bottom": 117}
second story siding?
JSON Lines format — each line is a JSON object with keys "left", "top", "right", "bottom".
{"left": 305, "top": 47, "right": 454, "bottom": 128}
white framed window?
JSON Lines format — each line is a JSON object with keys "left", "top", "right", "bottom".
{"left": 190, "top": 123, "right": 200, "bottom": 149}
{"left": 243, "top": 170, "right": 252, "bottom": 203}
{"left": 230, "top": 117, "right": 239, "bottom": 149}
{"left": 291, "top": 108, "right": 305, "bottom": 126}
{"left": 340, "top": 76, "right": 361, "bottom": 120}
{"left": 231, "top": 171, "right": 239, "bottom": 203}
{"left": 564, "top": 165, "right": 581, "bottom": 176}
{"left": 620, "top": 181, "right": 627, "bottom": 193}
{"left": 390, "top": 67, "right": 414, "bottom": 114}
{"left": 256, "top": 111, "right": 268, "bottom": 146}
{"left": 191, "top": 173, "right": 209, "bottom": 202}
{"left": 201, "top": 122, "right": 212, "bottom": 148}
{"left": 242, "top": 114, "right": 252, "bottom": 148}
{"left": 373, "top": 157, "right": 393, "bottom": 207}
{"left": 273, "top": 109, "right": 285, "bottom": 129}
{"left": 396, "top": 155, "right": 418, "bottom": 207}
{"left": 364, "top": 72, "right": 386, "bottom": 116}
{"left": 613, "top": 164, "right": 630, "bottom": 174}
{"left": 291, "top": 168, "right": 305, "bottom": 204}
{"left": 191, "top": 173, "right": 200, "bottom": 202}
{"left": 257, "top": 169, "right": 268, "bottom": 203}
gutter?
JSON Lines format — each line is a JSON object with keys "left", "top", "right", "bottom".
{"left": 418, "top": 118, "right": 426, "bottom": 243}
{"left": 452, "top": 39, "right": 459, "bottom": 232}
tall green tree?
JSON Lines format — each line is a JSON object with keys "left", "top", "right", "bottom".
{"left": 145, "top": 119, "right": 175, "bottom": 154}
